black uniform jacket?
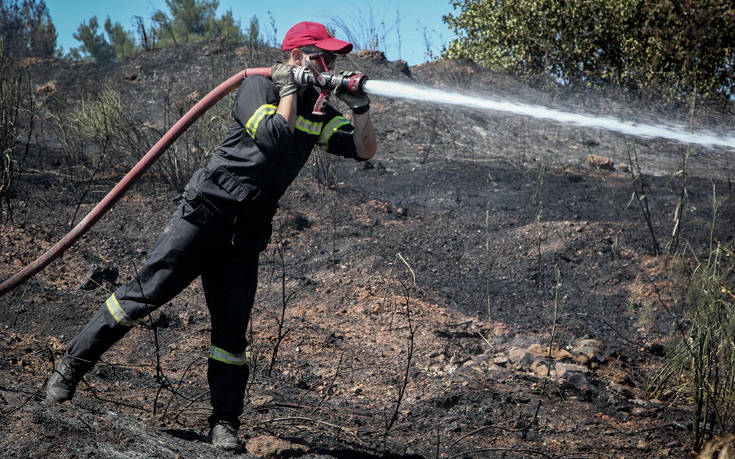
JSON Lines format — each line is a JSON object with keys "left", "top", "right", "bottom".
{"left": 185, "top": 74, "right": 364, "bottom": 249}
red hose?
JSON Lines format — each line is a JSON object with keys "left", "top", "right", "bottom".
{"left": 0, "top": 67, "right": 272, "bottom": 297}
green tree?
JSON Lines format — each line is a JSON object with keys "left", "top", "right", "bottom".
{"left": 443, "top": 0, "right": 735, "bottom": 103}
{"left": 71, "top": 0, "right": 248, "bottom": 61}
{"left": 104, "top": 18, "right": 138, "bottom": 60}
{"left": 245, "top": 15, "right": 261, "bottom": 48}
{"left": 70, "top": 16, "right": 139, "bottom": 62}
{"left": 71, "top": 16, "right": 116, "bottom": 62}
{"left": 151, "top": 0, "right": 244, "bottom": 45}
{"left": 0, "top": 0, "right": 57, "bottom": 58}
{"left": 209, "top": 9, "right": 247, "bottom": 44}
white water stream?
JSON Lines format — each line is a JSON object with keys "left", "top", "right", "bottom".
{"left": 363, "top": 80, "right": 735, "bottom": 150}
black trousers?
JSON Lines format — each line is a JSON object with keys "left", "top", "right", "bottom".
{"left": 66, "top": 197, "right": 260, "bottom": 424}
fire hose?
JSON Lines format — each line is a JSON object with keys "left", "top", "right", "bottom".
{"left": 0, "top": 66, "right": 368, "bottom": 297}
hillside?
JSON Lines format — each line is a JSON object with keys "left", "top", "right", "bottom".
{"left": 2, "top": 41, "right": 732, "bottom": 457}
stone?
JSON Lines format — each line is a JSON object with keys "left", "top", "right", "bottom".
{"left": 531, "top": 360, "right": 550, "bottom": 378}
{"left": 454, "top": 362, "right": 484, "bottom": 382}
{"left": 554, "top": 362, "right": 589, "bottom": 378}
{"left": 573, "top": 353, "right": 591, "bottom": 366}
{"left": 587, "top": 154, "right": 615, "bottom": 170}
{"left": 555, "top": 349, "right": 574, "bottom": 361}
{"left": 245, "top": 435, "right": 309, "bottom": 458}
{"left": 572, "top": 338, "right": 604, "bottom": 362}
{"left": 471, "top": 352, "right": 492, "bottom": 364}
{"left": 486, "top": 363, "right": 504, "bottom": 373}
{"left": 507, "top": 348, "right": 539, "bottom": 367}
{"left": 527, "top": 343, "right": 546, "bottom": 355}
{"left": 508, "top": 347, "right": 526, "bottom": 363}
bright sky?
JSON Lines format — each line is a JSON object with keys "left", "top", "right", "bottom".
{"left": 44, "top": 0, "right": 456, "bottom": 65}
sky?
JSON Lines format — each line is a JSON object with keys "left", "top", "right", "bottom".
{"left": 44, "top": 0, "right": 456, "bottom": 65}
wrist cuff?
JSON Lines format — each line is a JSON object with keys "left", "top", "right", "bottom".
{"left": 352, "top": 103, "right": 370, "bottom": 115}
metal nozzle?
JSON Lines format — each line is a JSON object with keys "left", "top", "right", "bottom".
{"left": 292, "top": 67, "right": 368, "bottom": 96}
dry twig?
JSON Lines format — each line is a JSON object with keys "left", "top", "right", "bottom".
{"left": 385, "top": 280, "right": 415, "bottom": 435}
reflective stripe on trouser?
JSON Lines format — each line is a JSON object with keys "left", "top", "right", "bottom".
{"left": 203, "top": 235, "right": 258, "bottom": 422}
{"left": 210, "top": 346, "right": 248, "bottom": 365}
{"left": 66, "top": 197, "right": 260, "bottom": 421}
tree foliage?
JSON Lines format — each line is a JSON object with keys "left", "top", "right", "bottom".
{"left": 71, "top": 0, "right": 249, "bottom": 62}
{"left": 71, "top": 17, "right": 116, "bottom": 62}
{"left": 0, "top": 0, "right": 56, "bottom": 58}
{"left": 151, "top": 0, "right": 244, "bottom": 46}
{"left": 443, "top": 0, "right": 735, "bottom": 103}
{"left": 104, "top": 18, "right": 138, "bottom": 61}
{"left": 246, "top": 15, "right": 261, "bottom": 49}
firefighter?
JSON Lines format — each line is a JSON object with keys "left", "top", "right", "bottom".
{"left": 45, "top": 21, "right": 375, "bottom": 451}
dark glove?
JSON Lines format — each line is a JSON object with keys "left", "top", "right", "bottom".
{"left": 334, "top": 71, "right": 370, "bottom": 114}
{"left": 271, "top": 63, "right": 297, "bottom": 98}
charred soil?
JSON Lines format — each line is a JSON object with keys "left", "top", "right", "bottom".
{"left": 2, "top": 42, "right": 732, "bottom": 458}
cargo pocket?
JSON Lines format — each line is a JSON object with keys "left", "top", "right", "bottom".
{"left": 232, "top": 216, "right": 272, "bottom": 252}
{"left": 181, "top": 184, "right": 212, "bottom": 227}
{"left": 209, "top": 167, "right": 261, "bottom": 203}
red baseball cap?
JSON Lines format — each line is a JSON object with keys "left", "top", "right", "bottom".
{"left": 282, "top": 22, "right": 353, "bottom": 54}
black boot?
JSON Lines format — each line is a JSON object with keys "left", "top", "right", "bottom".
{"left": 209, "top": 419, "right": 241, "bottom": 451}
{"left": 46, "top": 353, "right": 93, "bottom": 403}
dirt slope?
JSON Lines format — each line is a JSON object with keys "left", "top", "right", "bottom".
{"left": 2, "top": 41, "right": 732, "bottom": 457}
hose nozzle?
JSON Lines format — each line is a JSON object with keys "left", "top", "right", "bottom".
{"left": 293, "top": 67, "right": 368, "bottom": 96}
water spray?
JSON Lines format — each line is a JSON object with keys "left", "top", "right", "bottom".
{"left": 363, "top": 80, "right": 735, "bottom": 150}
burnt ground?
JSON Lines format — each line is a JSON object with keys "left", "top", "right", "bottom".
{"left": 2, "top": 42, "right": 735, "bottom": 458}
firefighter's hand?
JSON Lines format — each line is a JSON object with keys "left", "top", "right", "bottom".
{"left": 335, "top": 71, "right": 370, "bottom": 114}
{"left": 271, "top": 63, "right": 297, "bottom": 98}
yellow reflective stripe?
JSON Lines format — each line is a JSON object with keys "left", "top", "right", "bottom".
{"left": 317, "top": 115, "right": 350, "bottom": 147}
{"left": 105, "top": 293, "right": 135, "bottom": 327}
{"left": 245, "top": 104, "right": 277, "bottom": 139}
{"left": 209, "top": 346, "right": 248, "bottom": 366}
{"left": 295, "top": 116, "right": 323, "bottom": 136}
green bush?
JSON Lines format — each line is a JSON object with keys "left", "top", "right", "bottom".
{"left": 54, "top": 82, "right": 229, "bottom": 193}
{"left": 65, "top": 84, "right": 154, "bottom": 167}
{"left": 443, "top": 0, "right": 735, "bottom": 104}
{"left": 51, "top": 83, "right": 158, "bottom": 185}
{"left": 650, "top": 238, "right": 735, "bottom": 450}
